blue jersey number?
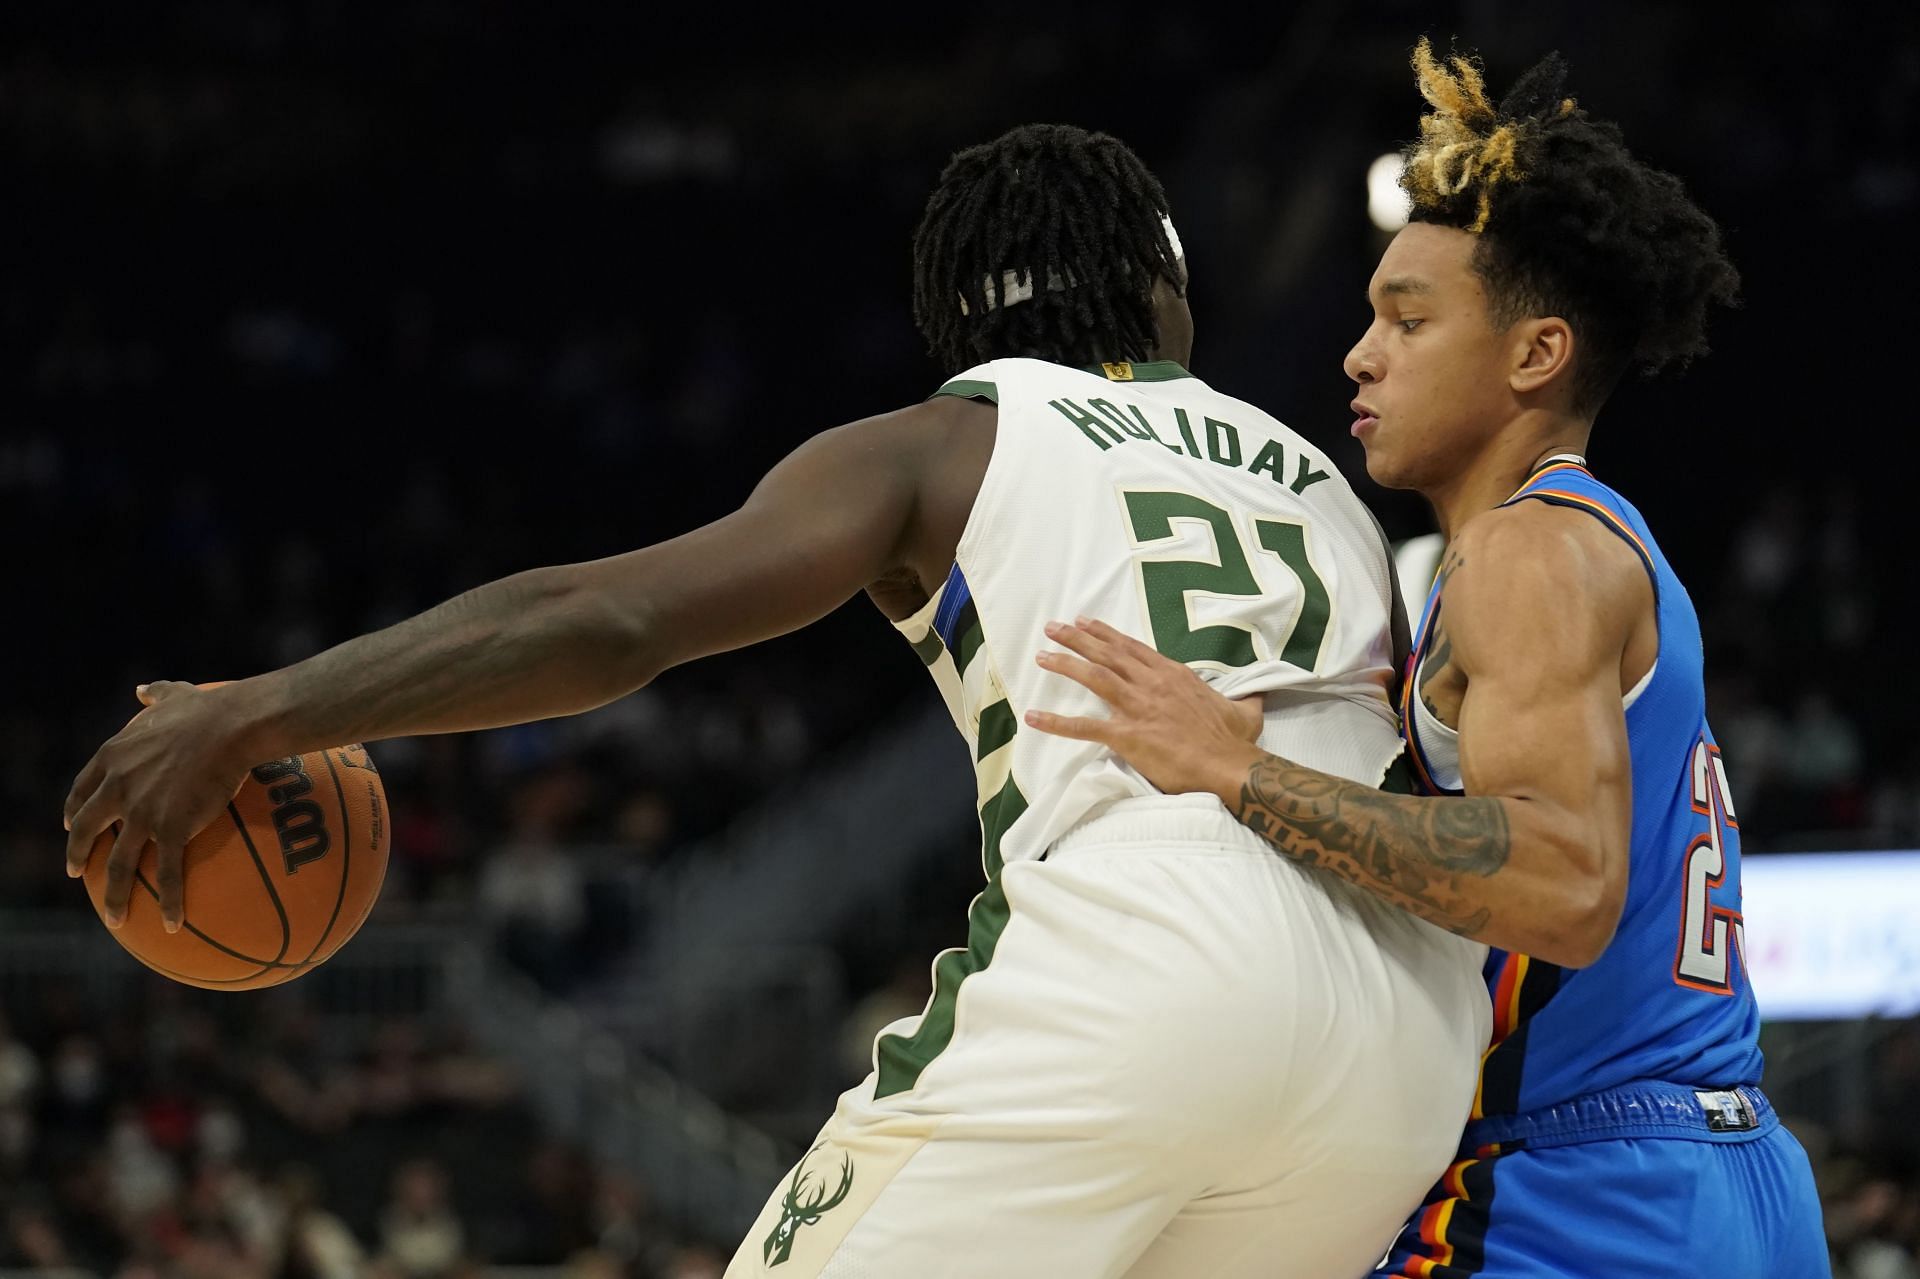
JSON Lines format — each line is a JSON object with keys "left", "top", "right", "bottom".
{"left": 1674, "top": 738, "right": 1746, "bottom": 994}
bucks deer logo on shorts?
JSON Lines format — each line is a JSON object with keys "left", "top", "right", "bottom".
{"left": 763, "top": 1140, "right": 854, "bottom": 1266}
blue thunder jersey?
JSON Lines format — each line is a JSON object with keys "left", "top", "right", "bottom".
{"left": 1401, "top": 460, "right": 1763, "bottom": 1119}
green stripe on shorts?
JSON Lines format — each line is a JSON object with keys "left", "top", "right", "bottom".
{"left": 873, "top": 872, "right": 1010, "bottom": 1100}
{"left": 873, "top": 771, "right": 1028, "bottom": 1100}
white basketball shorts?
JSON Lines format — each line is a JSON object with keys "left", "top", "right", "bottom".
{"left": 725, "top": 794, "right": 1491, "bottom": 1279}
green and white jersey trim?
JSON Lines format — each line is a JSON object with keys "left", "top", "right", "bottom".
{"left": 880, "top": 593, "right": 1025, "bottom": 1100}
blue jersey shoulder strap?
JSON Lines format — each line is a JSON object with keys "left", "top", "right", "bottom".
{"left": 1503, "top": 460, "right": 1657, "bottom": 587}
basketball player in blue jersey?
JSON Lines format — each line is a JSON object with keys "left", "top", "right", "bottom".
{"left": 1029, "top": 40, "right": 1829, "bottom": 1277}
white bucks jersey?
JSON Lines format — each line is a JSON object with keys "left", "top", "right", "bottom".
{"left": 892, "top": 357, "right": 1404, "bottom": 875}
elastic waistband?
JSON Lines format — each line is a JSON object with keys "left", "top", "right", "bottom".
{"left": 1049, "top": 795, "right": 1272, "bottom": 857}
{"left": 1462, "top": 1081, "right": 1778, "bottom": 1153}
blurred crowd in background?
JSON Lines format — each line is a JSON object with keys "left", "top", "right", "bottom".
{"left": 0, "top": 984, "right": 727, "bottom": 1277}
{"left": 4, "top": 1, "right": 1918, "bottom": 1274}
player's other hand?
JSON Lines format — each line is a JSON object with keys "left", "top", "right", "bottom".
{"left": 1028, "top": 618, "right": 1266, "bottom": 797}
{"left": 62, "top": 681, "right": 253, "bottom": 934}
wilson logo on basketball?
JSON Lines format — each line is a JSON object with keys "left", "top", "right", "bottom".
{"left": 249, "top": 758, "right": 332, "bottom": 874}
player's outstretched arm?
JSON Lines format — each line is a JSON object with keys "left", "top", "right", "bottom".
{"left": 1029, "top": 502, "right": 1643, "bottom": 969}
{"left": 63, "top": 398, "right": 970, "bottom": 928}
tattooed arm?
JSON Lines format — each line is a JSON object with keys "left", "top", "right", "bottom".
{"left": 1230, "top": 761, "right": 1508, "bottom": 943}
{"left": 1029, "top": 501, "right": 1649, "bottom": 968}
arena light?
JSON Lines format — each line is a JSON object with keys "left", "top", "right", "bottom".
{"left": 1367, "top": 152, "right": 1412, "bottom": 232}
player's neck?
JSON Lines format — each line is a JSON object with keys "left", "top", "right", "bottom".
{"left": 1429, "top": 418, "right": 1591, "bottom": 539}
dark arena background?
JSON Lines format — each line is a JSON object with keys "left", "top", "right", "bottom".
{"left": 5, "top": 3, "right": 1918, "bottom": 1276}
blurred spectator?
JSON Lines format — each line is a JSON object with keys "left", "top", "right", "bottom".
{"left": 3, "top": 1200, "right": 74, "bottom": 1272}
{"left": 0, "top": 1103, "right": 33, "bottom": 1179}
{"left": 357, "top": 1020, "right": 431, "bottom": 1123}
{"left": 0, "top": 1012, "right": 39, "bottom": 1108}
{"left": 1871, "top": 1026, "right": 1920, "bottom": 1160}
{"left": 1830, "top": 1178, "right": 1920, "bottom": 1279}
{"left": 377, "top": 1157, "right": 465, "bottom": 1279}
{"left": 0, "top": 982, "right": 726, "bottom": 1275}
{"left": 479, "top": 768, "right": 592, "bottom": 993}
{"left": 566, "top": 1248, "right": 629, "bottom": 1279}
{"left": 614, "top": 788, "right": 677, "bottom": 863}
{"left": 837, "top": 958, "right": 931, "bottom": 1082}
{"left": 505, "top": 1141, "right": 597, "bottom": 1264}
{"left": 589, "top": 1169, "right": 656, "bottom": 1271}
{"left": 277, "top": 1164, "right": 367, "bottom": 1279}
{"left": 107, "top": 1107, "right": 181, "bottom": 1222}
{"left": 664, "top": 1243, "right": 728, "bottom": 1279}
{"left": 420, "top": 1023, "right": 520, "bottom": 1111}
{"left": 1778, "top": 691, "right": 1868, "bottom": 832}
{"left": 1871, "top": 751, "right": 1920, "bottom": 846}
{"left": 44, "top": 1035, "right": 113, "bottom": 1138}
{"left": 1732, "top": 487, "right": 1805, "bottom": 602}
{"left": 1707, "top": 661, "right": 1788, "bottom": 835}
{"left": 253, "top": 1007, "right": 359, "bottom": 1135}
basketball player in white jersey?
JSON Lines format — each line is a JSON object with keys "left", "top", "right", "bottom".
{"left": 65, "top": 125, "right": 1489, "bottom": 1277}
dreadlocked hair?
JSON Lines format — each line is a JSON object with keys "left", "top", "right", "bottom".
{"left": 912, "top": 124, "right": 1182, "bottom": 374}
{"left": 1401, "top": 37, "right": 1741, "bottom": 413}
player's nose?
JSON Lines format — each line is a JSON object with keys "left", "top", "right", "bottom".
{"left": 1343, "top": 334, "right": 1381, "bottom": 384}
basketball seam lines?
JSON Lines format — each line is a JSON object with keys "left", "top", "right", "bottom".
{"left": 131, "top": 867, "right": 276, "bottom": 979}
{"left": 227, "top": 799, "right": 294, "bottom": 966}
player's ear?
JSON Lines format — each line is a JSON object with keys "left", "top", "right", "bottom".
{"left": 1509, "top": 315, "right": 1574, "bottom": 399}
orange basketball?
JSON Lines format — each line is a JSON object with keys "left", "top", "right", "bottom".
{"left": 84, "top": 744, "right": 390, "bottom": 990}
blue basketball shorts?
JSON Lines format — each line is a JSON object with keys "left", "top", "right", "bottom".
{"left": 1375, "top": 1081, "right": 1828, "bottom": 1278}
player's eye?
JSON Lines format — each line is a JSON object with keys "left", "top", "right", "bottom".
{"left": 1399, "top": 319, "right": 1424, "bottom": 333}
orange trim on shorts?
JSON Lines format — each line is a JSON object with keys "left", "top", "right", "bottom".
{"left": 1471, "top": 954, "right": 1531, "bottom": 1120}
{"left": 1398, "top": 1143, "right": 1503, "bottom": 1277}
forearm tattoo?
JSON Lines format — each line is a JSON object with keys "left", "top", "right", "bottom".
{"left": 1233, "top": 758, "right": 1510, "bottom": 940}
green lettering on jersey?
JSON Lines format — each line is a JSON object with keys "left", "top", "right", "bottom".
{"left": 1172, "top": 408, "right": 1202, "bottom": 458}
{"left": 1050, "top": 398, "right": 1125, "bottom": 451}
{"left": 1204, "top": 417, "right": 1243, "bottom": 468}
{"left": 1247, "top": 439, "right": 1287, "bottom": 485}
{"left": 1090, "top": 398, "right": 1152, "bottom": 442}
{"left": 1291, "top": 455, "right": 1332, "bottom": 495}
{"left": 1126, "top": 404, "right": 1186, "bottom": 455}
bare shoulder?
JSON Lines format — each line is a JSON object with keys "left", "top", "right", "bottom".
{"left": 1443, "top": 500, "right": 1648, "bottom": 658}
{"left": 1450, "top": 500, "right": 1644, "bottom": 599}
{"left": 767, "top": 395, "right": 995, "bottom": 494}
{"left": 828, "top": 393, "right": 997, "bottom": 599}
{"left": 845, "top": 393, "right": 997, "bottom": 448}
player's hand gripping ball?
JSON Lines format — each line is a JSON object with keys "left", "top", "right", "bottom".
{"left": 65, "top": 682, "right": 389, "bottom": 989}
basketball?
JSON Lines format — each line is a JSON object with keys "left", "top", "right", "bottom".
{"left": 83, "top": 744, "right": 390, "bottom": 990}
